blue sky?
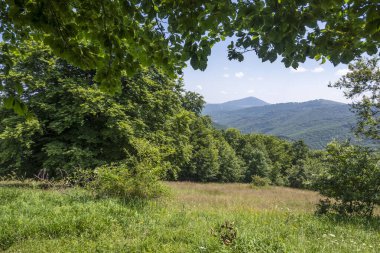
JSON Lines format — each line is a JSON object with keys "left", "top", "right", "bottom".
{"left": 182, "top": 40, "right": 351, "bottom": 104}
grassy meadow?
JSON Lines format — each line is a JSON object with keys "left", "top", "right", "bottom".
{"left": 0, "top": 181, "right": 379, "bottom": 253}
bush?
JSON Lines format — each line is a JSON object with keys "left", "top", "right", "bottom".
{"left": 250, "top": 175, "right": 271, "bottom": 187}
{"left": 315, "top": 141, "right": 380, "bottom": 216}
{"left": 86, "top": 164, "right": 165, "bottom": 200}
{"left": 69, "top": 138, "right": 168, "bottom": 200}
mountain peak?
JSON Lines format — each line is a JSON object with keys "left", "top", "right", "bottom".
{"left": 203, "top": 97, "right": 269, "bottom": 114}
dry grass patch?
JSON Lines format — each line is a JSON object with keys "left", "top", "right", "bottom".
{"left": 167, "top": 182, "right": 321, "bottom": 213}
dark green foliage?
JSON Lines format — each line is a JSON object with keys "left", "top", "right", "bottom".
{"left": 315, "top": 141, "right": 380, "bottom": 216}
{"left": 223, "top": 128, "right": 244, "bottom": 151}
{"left": 287, "top": 140, "right": 314, "bottom": 188}
{"left": 178, "top": 117, "right": 243, "bottom": 182}
{"left": 181, "top": 91, "right": 205, "bottom": 116}
{"left": 215, "top": 134, "right": 244, "bottom": 182}
{"left": 221, "top": 129, "right": 316, "bottom": 186}
{"left": 0, "top": 115, "right": 42, "bottom": 176}
{"left": 179, "top": 116, "right": 220, "bottom": 182}
{"left": 268, "top": 166, "right": 287, "bottom": 186}
{"left": 241, "top": 147, "right": 270, "bottom": 182}
{"left": 290, "top": 141, "right": 309, "bottom": 165}
{"left": 0, "top": 41, "right": 188, "bottom": 178}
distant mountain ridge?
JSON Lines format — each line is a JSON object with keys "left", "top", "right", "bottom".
{"left": 203, "top": 97, "right": 270, "bottom": 114}
{"left": 204, "top": 97, "right": 377, "bottom": 149}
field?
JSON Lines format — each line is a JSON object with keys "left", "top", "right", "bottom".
{"left": 0, "top": 181, "right": 379, "bottom": 252}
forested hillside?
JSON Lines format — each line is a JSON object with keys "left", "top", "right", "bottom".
{"left": 205, "top": 99, "right": 376, "bottom": 149}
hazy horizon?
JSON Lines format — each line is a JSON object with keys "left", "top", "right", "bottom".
{"left": 204, "top": 96, "right": 348, "bottom": 105}
{"left": 183, "top": 39, "right": 351, "bottom": 104}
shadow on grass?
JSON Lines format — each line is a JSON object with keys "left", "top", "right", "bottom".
{"left": 318, "top": 213, "right": 380, "bottom": 232}
{"left": 0, "top": 180, "right": 67, "bottom": 190}
{"left": 1, "top": 180, "right": 157, "bottom": 206}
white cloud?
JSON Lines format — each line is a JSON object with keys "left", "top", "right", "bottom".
{"left": 336, "top": 68, "right": 350, "bottom": 76}
{"left": 235, "top": 72, "right": 245, "bottom": 78}
{"left": 257, "top": 77, "right": 264, "bottom": 81}
{"left": 290, "top": 66, "right": 307, "bottom": 73}
{"left": 223, "top": 67, "right": 229, "bottom": 70}
{"left": 248, "top": 89, "right": 255, "bottom": 94}
{"left": 220, "top": 90, "right": 228, "bottom": 95}
{"left": 223, "top": 74, "right": 230, "bottom": 78}
{"left": 312, "top": 66, "right": 324, "bottom": 73}
{"left": 196, "top": 85, "right": 203, "bottom": 90}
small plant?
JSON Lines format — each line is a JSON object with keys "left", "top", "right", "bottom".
{"left": 250, "top": 175, "right": 271, "bottom": 187}
{"left": 211, "top": 221, "right": 237, "bottom": 246}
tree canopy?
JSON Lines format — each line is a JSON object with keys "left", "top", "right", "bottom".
{"left": 1, "top": 0, "right": 379, "bottom": 95}
{"left": 330, "top": 57, "right": 380, "bottom": 140}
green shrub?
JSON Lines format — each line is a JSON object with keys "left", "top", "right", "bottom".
{"left": 86, "top": 164, "right": 165, "bottom": 200}
{"left": 70, "top": 139, "right": 168, "bottom": 200}
{"left": 250, "top": 175, "right": 271, "bottom": 187}
{"left": 315, "top": 141, "right": 380, "bottom": 216}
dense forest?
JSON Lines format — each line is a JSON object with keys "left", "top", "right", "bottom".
{"left": 0, "top": 41, "right": 316, "bottom": 187}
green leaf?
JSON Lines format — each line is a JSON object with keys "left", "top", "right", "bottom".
{"left": 3, "top": 96, "right": 15, "bottom": 109}
{"left": 190, "top": 55, "right": 199, "bottom": 70}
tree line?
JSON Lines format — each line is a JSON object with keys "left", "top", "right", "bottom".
{"left": 0, "top": 41, "right": 310, "bottom": 185}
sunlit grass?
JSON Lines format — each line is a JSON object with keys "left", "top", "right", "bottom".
{"left": 168, "top": 182, "right": 321, "bottom": 213}
{"left": 0, "top": 181, "right": 379, "bottom": 252}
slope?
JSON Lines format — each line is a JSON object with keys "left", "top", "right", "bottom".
{"left": 206, "top": 99, "right": 377, "bottom": 149}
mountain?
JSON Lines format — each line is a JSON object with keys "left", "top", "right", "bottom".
{"left": 203, "top": 97, "right": 270, "bottom": 114}
{"left": 205, "top": 98, "right": 378, "bottom": 149}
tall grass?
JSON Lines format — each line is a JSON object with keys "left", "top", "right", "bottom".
{"left": 0, "top": 182, "right": 379, "bottom": 252}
